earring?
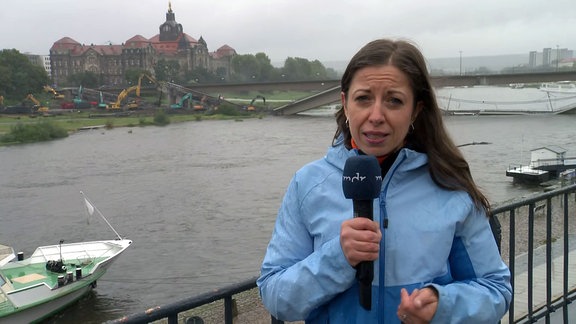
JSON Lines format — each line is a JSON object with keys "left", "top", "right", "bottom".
{"left": 410, "top": 123, "right": 415, "bottom": 131}
{"left": 346, "top": 119, "right": 349, "bottom": 126}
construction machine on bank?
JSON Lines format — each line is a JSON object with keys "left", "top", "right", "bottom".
{"left": 25, "top": 94, "right": 50, "bottom": 113}
{"left": 107, "top": 74, "right": 160, "bottom": 111}
{"left": 169, "top": 93, "right": 206, "bottom": 111}
{"left": 43, "top": 86, "right": 65, "bottom": 100}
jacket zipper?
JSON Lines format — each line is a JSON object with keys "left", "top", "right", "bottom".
{"left": 378, "top": 153, "right": 406, "bottom": 322}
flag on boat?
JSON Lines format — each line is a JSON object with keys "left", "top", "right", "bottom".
{"left": 84, "top": 198, "right": 95, "bottom": 216}
{"left": 84, "top": 197, "right": 95, "bottom": 224}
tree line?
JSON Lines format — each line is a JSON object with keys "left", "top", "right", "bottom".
{"left": 0, "top": 49, "right": 49, "bottom": 101}
{"left": 0, "top": 48, "right": 339, "bottom": 101}
{"left": 121, "top": 52, "right": 340, "bottom": 86}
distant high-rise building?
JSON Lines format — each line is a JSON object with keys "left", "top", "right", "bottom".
{"left": 528, "top": 47, "right": 573, "bottom": 67}
{"left": 529, "top": 51, "right": 538, "bottom": 68}
{"left": 543, "top": 48, "right": 552, "bottom": 66}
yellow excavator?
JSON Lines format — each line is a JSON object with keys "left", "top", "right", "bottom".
{"left": 108, "top": 74, "right": 159, "bottom": 110}
{"left": 24, "top": 94, "right": 50, "bottom": 113}
{"left": 43, "top": 85, "right": 65, "bottom": 99}
{"left": 107, "top": 86, "right": 139, "bottom": 110}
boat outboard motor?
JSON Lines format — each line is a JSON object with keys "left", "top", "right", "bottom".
{"left": 46, "top": 239, "right": 67, "bottom": 273}
{"left": 46, "top": 259, "right": 67, "bottom": 273}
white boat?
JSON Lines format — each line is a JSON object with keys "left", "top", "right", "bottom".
{"left": 539, "top": 81, "right": 576, "bottom": 94}
{"left": 0, "top": 193, "right": 132, "bottom": 323}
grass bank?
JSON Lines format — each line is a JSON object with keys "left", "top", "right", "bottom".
{"left": 0, "top": 109, "right": 266, "bottom": 146}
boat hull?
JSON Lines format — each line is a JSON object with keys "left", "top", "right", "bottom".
{"left": 0, "top": 281, "right": 95, "bottom": 323}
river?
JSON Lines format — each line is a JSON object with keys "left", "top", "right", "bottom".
{"left": 0, "top": 86, "right": 575, "bottom": 323}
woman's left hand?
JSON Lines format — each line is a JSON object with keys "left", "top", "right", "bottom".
{"left": 396, "top": 287, "right": 438, "bottom": 323}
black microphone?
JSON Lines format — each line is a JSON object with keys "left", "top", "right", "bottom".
{"left": 342, "top": 155, "right": 383, "bottom": 311}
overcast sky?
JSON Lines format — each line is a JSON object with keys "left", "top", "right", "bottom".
{"left": 2, "top": 0, "right": 575, "bottom": 64}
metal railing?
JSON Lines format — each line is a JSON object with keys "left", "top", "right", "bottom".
{"left": 493, "top": 183, "right": 576, "bottom": 324}
{"left": 107, "top": 184, "right": 576, "bottom": 324}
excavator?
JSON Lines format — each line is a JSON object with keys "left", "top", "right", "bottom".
{"left": 246, "top": 95, "right": 265, "bottom": 111}
{"left": 24, "top": 94, "right": 49, "bottom": 113}
{"left": 107, "top": 86, "right": 139, "bottom": 110}
{"left": 73, "top": 85, "right": 91, "bottom": 108}
{"left": 108, "top": 74, "right": 160, "bottom": 110}
{"left": 170, "top": 93, "right": 205, "bottom": 110}
{"left": 43, "top": 85, "right": 65, "bottom": 99}
{"left": 98, "top": 91, "right": 108, "bottom": 109}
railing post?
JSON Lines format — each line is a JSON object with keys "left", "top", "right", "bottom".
{"left": 545, "top": 197, "right": 552, "bottom": 323}
{"left": 167, "top": 313, "right": 178, "bottom": 324}
{"left": 224, "top": 296, "right": 234, "bottom": 324}
{"left": 508, "top": 208, "right": 516, "bottom": 324}
{"left": 527, "top": 202, "right": 535, "bottom": 321}
{"left": 562, "top": 192, "right": 570, "bottom": 323}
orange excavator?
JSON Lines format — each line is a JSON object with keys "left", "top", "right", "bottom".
{"left": 247, "top": 95, "right": 265, "bottom": 111}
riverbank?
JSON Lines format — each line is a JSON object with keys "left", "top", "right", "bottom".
{"left": 0, "top": 109, "right": 266, "bottom": 144}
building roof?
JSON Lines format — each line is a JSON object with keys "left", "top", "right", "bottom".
{"left": 149, "top": 33, "right": 199, "bottom": 54}
{"left": 531, "top": 146, "right": 567, "bottom": 154}
{"left": 50, "top": 37, "right": 82, "bottom": 51}
{"left": 125, "top": 35, "right": 151, "bottom": 48}
{"left": 212, "top": 44, "right": 237, "bottom": 58}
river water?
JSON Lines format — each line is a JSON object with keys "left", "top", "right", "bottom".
{"left": 0, "top": 86, "right": 575, "bottom": 323}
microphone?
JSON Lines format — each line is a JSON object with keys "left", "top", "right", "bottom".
{"left": 342, "top": 155, "right": 383, "bottom": 311}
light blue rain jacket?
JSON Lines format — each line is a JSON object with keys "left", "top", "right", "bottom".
{"left": 258, "top": 143, "right": 512, "bottom": 323}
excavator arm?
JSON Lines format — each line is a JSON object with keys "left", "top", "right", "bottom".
{"left": 24, "top": 94, "right": 49, "bottom": 113}
{"left": 109, "top": 86, "right": 139, "bottom": 109}
{"left": 137, "top": 74, "right": 159, "bottom": 97}
{"left": 43, "top": 85, "right": 65, "bottom": 99}
{"left": 247, "top": 95, "right": 265, "bottom": 111}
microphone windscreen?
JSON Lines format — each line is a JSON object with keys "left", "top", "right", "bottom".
{"left": 342, "top": 155, "right": 383, "bottom": 200}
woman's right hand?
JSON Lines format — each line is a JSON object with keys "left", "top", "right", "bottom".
{"left": 340, "top": 218, "right": 382, "bottom": 267}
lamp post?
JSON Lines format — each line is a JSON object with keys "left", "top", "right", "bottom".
{"left": 459, "top": 51, "right": 463, "bottom": 76}
{"left": 556, "top": 45, "right": 559, "bottom": 72}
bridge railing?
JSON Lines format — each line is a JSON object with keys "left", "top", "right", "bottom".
{"left": 106, "top": 184, "right": 576, "bottom": 324}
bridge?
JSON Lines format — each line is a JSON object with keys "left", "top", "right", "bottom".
{"left": 64, "top": 71, "right": 576, "bottom": 115}
{"left": 182, "top": 71, "right": 576, "bottom": 115}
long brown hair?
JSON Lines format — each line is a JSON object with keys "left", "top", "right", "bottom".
{"left": 333, "top": 39, "right": 490, "bottom": 214}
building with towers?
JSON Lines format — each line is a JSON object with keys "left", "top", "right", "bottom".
{"left": 49, "top": 2, "right": 236, "bottom": 86}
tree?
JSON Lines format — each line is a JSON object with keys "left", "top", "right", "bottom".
{"left": 125, "top": 68, "right": 151, "bottom": 85}
{"left": 229, "top": 53, "right": 335, "bottom": 82}
{"left": 154, "top": 59, "right": 181, "bottom": 82}
{"left": 67, "top": 71, "right": 99, "bottom": 88}
{"left": 185, "top": 67, "right": 220, "bottom": 84}
{"left": 230, "top": 54, "right": 260, "bottom": 82}
{"left": 0, "top": 49, "right": 49, "bottom": 100}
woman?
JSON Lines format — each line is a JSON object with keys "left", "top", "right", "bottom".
{"left": 257, "top": 39, "right": 512, "bottom": 323}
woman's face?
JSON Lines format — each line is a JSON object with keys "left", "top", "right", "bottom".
{"left": 342, "top": 64, "right": 421, "bottom": 157}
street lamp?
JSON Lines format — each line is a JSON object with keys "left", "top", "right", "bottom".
{"left": 459, "top": 51, "right": 463, "bottom": 76}
{"left": 556, "top": 45, "right": 559, "bottom": 72}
